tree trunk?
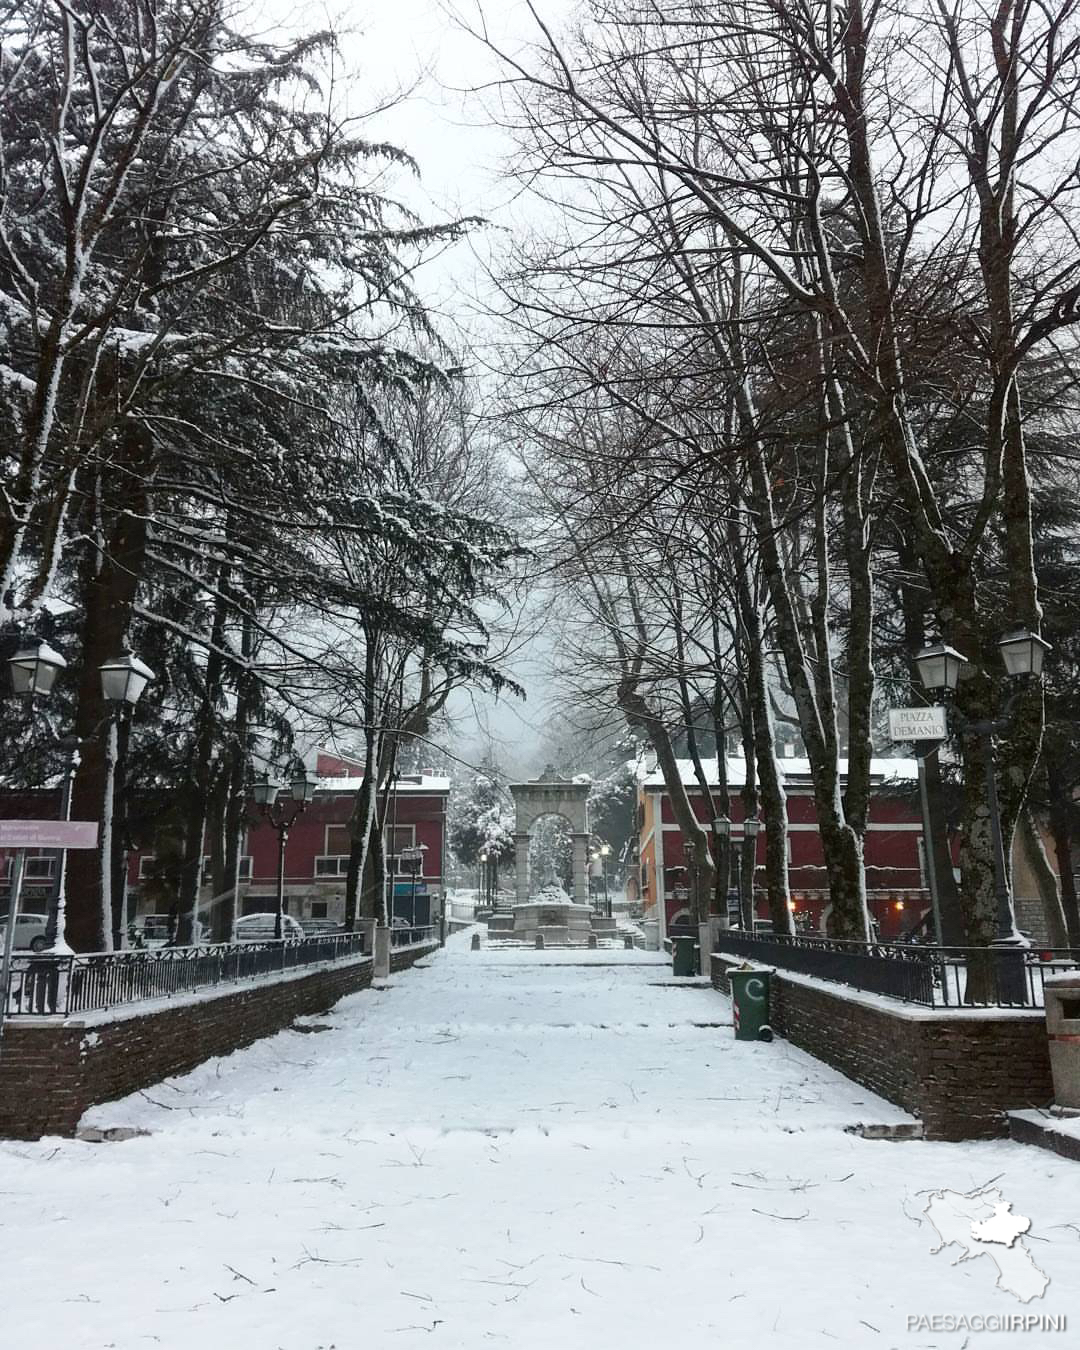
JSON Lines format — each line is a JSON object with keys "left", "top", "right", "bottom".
{"left": 1046, "top": 757, "right": 1080, "bottom": 949}
{"left": 1018, "top": 809, "right": 1069, "bottom": 948}
{"left": 67, "top": 444, "right": 153, "bottom": 951}
{"left": 731, "top": 521, "right": 793, "bottom": 935}
{"left": 617, "top": 678, "right": 715, "bottom": 923}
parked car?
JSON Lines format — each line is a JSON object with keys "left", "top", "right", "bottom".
{"left": 302, "top": 917, "right": 345, "bottom": 937}
{"left": 1, "top": 911, "right": 49, "bottom": 952}
{"left": 130, "top": 914, "right": 213, "bottom": 947}
{"left": 135, "top": 914, "right": 175, "bottom": 948}
{"left": 234, "top": 912, "right": 304, "bottom": 943}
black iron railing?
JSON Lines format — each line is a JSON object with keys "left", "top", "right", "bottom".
{"left": 714, "top": 930, "right": 1079, "bottom": 1008}
{"left": 4, "top": 931, "right": 369, "bottom": 1018}
{"left": 391, "top": 924, "right": 438, "bottom": 948}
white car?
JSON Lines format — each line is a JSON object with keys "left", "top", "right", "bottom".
{"left": 234, "top": 912, "right": 304, "bottom": 943}
{"left": 1, "top": 911, "right": 50, "bottom": 953}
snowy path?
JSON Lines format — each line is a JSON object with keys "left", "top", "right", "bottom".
{"left": 3, "top": 934, "right": 1078, "bottom": 1349}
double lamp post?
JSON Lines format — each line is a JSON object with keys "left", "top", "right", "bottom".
{"left": 911, "top": 627, "right": 1050, "bottom": 1001}
{"left": 710, "top": 813, "right": 761, "bottom": 929}
{"left": 6, "top": 634, "right": 154, "bottom": 952}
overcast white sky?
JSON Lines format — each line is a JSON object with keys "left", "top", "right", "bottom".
{"left": 252, "top": 0, "right": 577, "bottom": 772}
{"left": 253, "top": 1, "right": 572, "bottom": 334}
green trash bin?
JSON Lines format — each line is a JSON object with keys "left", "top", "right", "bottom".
{"left": 672, "top": 935, "right": 699, "bottom": 977}
{"left": 729, "top": 966, "right": 773, "bottom": 1041}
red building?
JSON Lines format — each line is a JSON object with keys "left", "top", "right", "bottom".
{"left": 638, "top": 757, "right": 930, "bottom": 941}
{"left": 130, "top": 751, "right": 449, "bottom": 931}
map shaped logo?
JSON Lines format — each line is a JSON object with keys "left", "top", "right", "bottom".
{"left": 918, "top": 1184, "right": 1049, "bottom": 1303}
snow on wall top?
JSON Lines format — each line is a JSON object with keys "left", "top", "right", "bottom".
{"left": 314, "top": 775, "right": 451, "bottom": 795}
{"left": 640, "top": 756, "right": 918, "bottom": 789}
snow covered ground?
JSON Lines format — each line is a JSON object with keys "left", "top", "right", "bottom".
{"left": 3, "top": 933, "right": 1078, "bottom": 1349}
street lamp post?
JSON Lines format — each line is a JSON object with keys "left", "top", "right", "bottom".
{"left": 98, "top": 651, "right": 155, "bottom": 948}
{"left": 712, "top": 815, "right": 733, "bottom": 925}
{"left": 913, "top": 629, "right": 1051, "bottom": 1003}
{"left": 682, "top": 838, "right": 697, "bottom": 925}
{"left": 399, "top": 844, "right": 426, "bottom": 932}
{"left": 6, "top": 639, "right": 154, "bottom": 953}
{"left": 742, "top": 817, "right": 761, "bottom": 932}
{"left": 252, "top": 763, "right": 317, "bottom": 939}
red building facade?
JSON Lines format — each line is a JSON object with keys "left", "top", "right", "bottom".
{"left": 130, "top": 752, "right": 449, "bottom": 931}
{"left": 638, "top": 758, "right": 931, "bottom": 941}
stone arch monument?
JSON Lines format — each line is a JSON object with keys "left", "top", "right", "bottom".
{"left": 509, "top": 767, "right": 591, "bottom": 905}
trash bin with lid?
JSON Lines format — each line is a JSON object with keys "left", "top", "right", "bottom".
{"left": 1045, "top": 972, "right": 1080, "bottom": 1108}
{"left": 671, "top": 935, "right": 699, "bottom": 977}
{"left": 729, "top": 965, "right": 773, "bottom": 1041}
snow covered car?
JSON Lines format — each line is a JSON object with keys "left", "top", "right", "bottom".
{"left": 1, "top": 911, "right": 49, "bottom": 952}
{"left": 234, "top": 913, "right": 304, "bottom": 943}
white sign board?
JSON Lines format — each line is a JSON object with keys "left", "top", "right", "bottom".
{"left": 0, "top": 819, "right": 99, "bottom": 849}
{"left": 888, "top": 706, "right": 947, "bottom": 743}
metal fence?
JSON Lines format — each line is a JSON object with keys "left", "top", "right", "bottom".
{"left": 4, "top": 931, "right": 369, "bottom": 1019}
{"left": 391, "top": 924, "right": 438, "bottom": 948}
{"left": 714, "top": 930, "right": 1079, "bottom": 1008}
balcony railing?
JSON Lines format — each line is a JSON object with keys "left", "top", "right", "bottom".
{"left": 4, "top": 931, "right": 369, "bottom": 1019}
{"left": 714, "top": 930, "right": 1079, "bottom": 1009}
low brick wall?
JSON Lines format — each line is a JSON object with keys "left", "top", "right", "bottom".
{"left": 0, "top": 942, "right": 438, "bottom": 1140}
{"left": 712, "top": 952, "right": 1054, "bottom": 1140}
{"left": 390, "top": 941, "right": 439, "bottom": 974}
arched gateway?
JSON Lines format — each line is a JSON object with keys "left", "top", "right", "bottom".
{"left": 509, "top": 767, "right": 591, "bottom": 906}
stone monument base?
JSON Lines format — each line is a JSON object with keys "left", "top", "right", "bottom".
{"left": 512, "top": 897, "right": 594, "bottom": 945}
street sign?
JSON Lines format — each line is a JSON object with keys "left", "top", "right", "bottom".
{"left": 888, "top": 706, "right": 948, "bottom": 742}
{"left": 0, "top": 819, "right": 99, "bottom": 849}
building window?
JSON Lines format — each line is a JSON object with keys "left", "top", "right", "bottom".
{"left": 24, "top": 856, "right": 57, "bottom": 881}
{"left": 315, "top": 855, "right": 349, "bottom": 877}
{"left": 201, "top": 855, "right": 253, "bottom": 886}
{"left": 310, "top": 900, "right": 328, "bottom": 919}
{"left": 385, "top": 824, "right": 415, "bottom": 856}
{"left": 137, "top": 855, "right": 155, "bottom": 880}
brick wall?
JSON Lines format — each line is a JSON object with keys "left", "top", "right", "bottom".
{"left": 390, "top": 941, "right": 439, "bottom": 973}
{"left": 712, "top": 953, "right": 1054, "bottom": 1140}
{"left": 0, "top": 942, "right": 438, "bottom": 1141}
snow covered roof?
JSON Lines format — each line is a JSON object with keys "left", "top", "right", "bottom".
{"left": 315, "top": 774, "right": 450, "bottom": 795}
{"left": 641, "top": 756, "right": 918, "bottom": 790}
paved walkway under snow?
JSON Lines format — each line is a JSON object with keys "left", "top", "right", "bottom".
{"left": 4, "top": 935, "right": 1079, "bottom": 1348}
